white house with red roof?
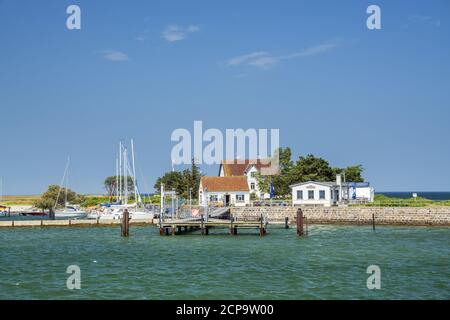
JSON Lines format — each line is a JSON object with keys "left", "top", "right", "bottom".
{"left": 199, "top": 176, "right": 250, "bottom": 207}
{"left": 218, "top": 159, "right": 272, "bottom": 199}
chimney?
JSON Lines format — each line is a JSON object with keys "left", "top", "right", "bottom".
{"left": 336, "top": 174, "right": 342, "bottom": 186}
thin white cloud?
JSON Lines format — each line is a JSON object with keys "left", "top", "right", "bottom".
{"left": 99, "top": 50, "right": 129, "bottom": 62}
{"left": 161, "top": 24, "right": 200, "bottom": 42}
{"left": 227, "top": 40, "right": 339, "bottom": 69}
{"left": 407, "top": 14, "right": 441, "bottom": 28}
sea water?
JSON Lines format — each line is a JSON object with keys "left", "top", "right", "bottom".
{"left": 0, "top": 225, "right": 448, "bottom": 300}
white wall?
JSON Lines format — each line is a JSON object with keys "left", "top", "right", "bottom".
{"left": 291, "top": 184, "right": 333, "bottom": 207}
{"left": 246, "top": 166, "right": 270, "bottom": 199}
{"left": 348, "top": 186, "right": 375, "bottom": 202}
{"left": 199, "top": 188, "right": 250, "bottom": 207}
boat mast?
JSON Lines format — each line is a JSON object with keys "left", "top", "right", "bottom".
{"left": 115, "top": 157, "right": 119, "bottom": 203}
{"left": 0, "top": 177, "right": 3, "bottom": 204}
{"left": 54, "top": 157, "right": 70, "bottom": 210}
{"left": 119, "top": 142, "right": 122, "bottom": 204}
{"left": 131, "top": 139, "right": 139, "bottom": 207}
{"left": 123, "top": 147, "right": 128, "bottom": 205}
{"left": 65, "top": 156, "right": 70, "bottom": 207}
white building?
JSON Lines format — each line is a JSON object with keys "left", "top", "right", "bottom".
{"left": 290, "top": 175, "right": 375, "bottom": 207}
{"left": 199, "top": 176, "right": 250, "bottom": 207}
{"left": 219, "top": 159, "right": 273, "bottom": 199}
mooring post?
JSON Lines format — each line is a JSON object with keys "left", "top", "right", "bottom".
{"left": 8, "top": 207, "right": 11, "bottom": 217}
{"left": 230, "top": 214, "right": 234, "bottom": 235}
{"left": 284, "top": 217, "right": 289, "bottom": 229}
{"left": 201, "top": 216, "right": 205, "bottom": 235}
{"left": 297, "top": 208, "right": 304, "bottom": 237}
{"left": 260, "top": 214, "right": 265, "bottom": 236}
{"left": 121, "top": 209, "right": 130, "bottom": 237}
{"left": 372, "top": 213, "right": 376, "bottom": 231}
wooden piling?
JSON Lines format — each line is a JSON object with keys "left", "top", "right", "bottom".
{"left": 121, "top": 209, "right": 130, "bottom": 237}
{"left": 259, "top": 214, "right": 266, "bottom": 236}
{"left": 372, "top": 213, "right": 376, "bottom": 231}
{"left": 284, "top": 217, "right": 289, "bottom": 229}
{"left": 201, "top": 216, "right": 206, "bottom": 235}
{"left": 172, "top": 226, "right": 176, "bottom": 236}
{"left": 297, "top": 208, "right": 304, "bottom": 237}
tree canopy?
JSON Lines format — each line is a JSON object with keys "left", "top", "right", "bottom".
{"left": 104, "top": 176, "right": 134, "bottom": 199}
{"left": 34, "top": 184, "right": 80, "bottom": 209}
{"left": 256, "top": 149, "right": 365, "bottom": 197}
{"left": 154, "top": 158, "right": 202, "bottom": 199}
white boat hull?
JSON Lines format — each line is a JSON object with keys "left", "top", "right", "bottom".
{"left": 55, "top": 211, "right": 87, "bottom": 219}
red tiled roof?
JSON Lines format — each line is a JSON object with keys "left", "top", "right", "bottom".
{"left": 221, "top": 159, "right": 273, "bottom": 176}
{"left": 200, "top": 176, "right": 249, "bottom": 192}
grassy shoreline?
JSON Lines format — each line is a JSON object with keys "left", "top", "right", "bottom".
{"left": 2, "top": 194, "right": 450, "bottom": 208}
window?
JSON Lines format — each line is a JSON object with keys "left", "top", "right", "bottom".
{"left": 297, "top": 190, "right": 303, "bottom": 200}
{"left": 319, "top": 190, "right": 326, "bottom": 199}
{"left": 236, "top": 194, "right": 245, "bottom": 202}
{"left": 308, "top": 190, "right": 314, "bottom": 200}
{"left": 250, "top": 182, "right": 255, "bottom": 190}
{"left": 209, "top": 194, "right": 218, "bottom": 202}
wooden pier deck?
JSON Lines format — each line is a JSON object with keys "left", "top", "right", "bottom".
{"left": 0, "top": 218, "right": 154, "bottom": 228}
{"left": 158, "top": 215, "right": 268, "bottom": 236}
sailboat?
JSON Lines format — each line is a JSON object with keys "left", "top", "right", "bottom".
{"left": 54, "top": 158, "right": 87, "bottom": 219}
{"left": 95, "top": 140, "right": 155, "bottom": 220}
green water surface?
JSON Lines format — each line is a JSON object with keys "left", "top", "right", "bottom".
{"left": 0, "top": 225, "right": 448, "bottom": 299}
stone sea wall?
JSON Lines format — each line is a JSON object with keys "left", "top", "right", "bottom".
{"left": 230, "top": 206, "right": 450, "bottom": 226}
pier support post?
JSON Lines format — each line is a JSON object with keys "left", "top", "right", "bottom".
{"left": 296, "top": 208, "right": 304, "bottom": 237}
{"left": 201, "top": 216, "right": 206, "bottom": 235}
{"left": 284, "top": 217, "right": 289, "bottom": 229}
{"left": 121, "top": 209, "right": 130, "bottom": 237}
{"left": 172, "top": 226, "right": 176, "bottom": 236}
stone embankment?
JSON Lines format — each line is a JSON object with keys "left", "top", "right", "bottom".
{"left": 230, "top": 206, "right": 450, "bottom": 226}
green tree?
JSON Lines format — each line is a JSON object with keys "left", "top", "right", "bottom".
{"left": 34, "top": 185, "right": 79, "bottom": 209}
{"left": 256, "top": 147, "right": 294, "bottom": 197}
{"left": 154, "top": 171, "right": 185, "bottom": 197}
{"left": 291, "top": 154, "right": 334, "bottom": 183}
{"left": 333, "top": 165, "right": 364, "bottom": 182}
{"left": 104, "top": 176, "right": 134, "bottom": 201}
{"left": 154, "top": 158, "right": 202, "bottom": 199}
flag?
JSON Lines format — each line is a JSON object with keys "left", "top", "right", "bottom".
{"left": 352, "top": 182, "right": 357, "bottom": 200}
{"left": 269, "top": 182, "right": 276, "bottom": 199}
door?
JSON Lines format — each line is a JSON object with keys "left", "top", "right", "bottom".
{"left": 225, "top": 195, "right": 230, "bottom": 207}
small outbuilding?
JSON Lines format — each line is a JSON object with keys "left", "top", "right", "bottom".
{"left": 199, "top": 176, "right": 250, "bottom": 207}
{"left": 290, "top": 175, "right": 375, "bottom": 207}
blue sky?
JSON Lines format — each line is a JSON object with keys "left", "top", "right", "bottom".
{"left": 1, "top": 0, "right": 450, "bottom": 195}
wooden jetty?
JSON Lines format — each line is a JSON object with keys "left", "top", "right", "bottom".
{"left": 0, "top": 218, "right": 154, "bottom": 228}
{"left": 158, "top": 208, "right": 268, "bottom": 236}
